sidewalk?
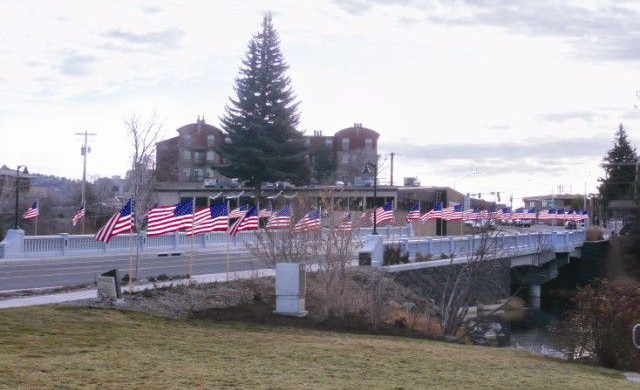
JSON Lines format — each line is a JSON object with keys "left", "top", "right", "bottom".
{"left": 0, "top": 268, "right": 275, "bottom": 310}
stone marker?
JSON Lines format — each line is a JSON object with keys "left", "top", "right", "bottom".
{"left": 96, "top": 276, "right": 118, "bottom": 301}
{"left": 100, "top": 269, "right": 122, "bottom": 299}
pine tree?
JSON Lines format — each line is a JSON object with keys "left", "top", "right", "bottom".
{"left": 599, "top": 124, "right": 638, "bottom": 204}
{"left": 218, "top": 14, "right": 309, "bottom": 195}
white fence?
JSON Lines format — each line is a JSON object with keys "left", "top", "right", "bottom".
{"left": 383, "top": 230, "right": 586, "bottom": 261}
{"left": 1, "top": 225, "right": 411, "bottom": 259}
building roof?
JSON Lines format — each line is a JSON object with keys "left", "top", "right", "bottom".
{"left": 335, "top": 123, "right": 379, "bottom": 139}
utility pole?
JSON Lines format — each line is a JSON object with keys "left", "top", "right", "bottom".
{"left": 76, "top": 131, "right": 97, "bottom": 234}
{"left": 389, "top": 152, "right": 395, "bottom": 186}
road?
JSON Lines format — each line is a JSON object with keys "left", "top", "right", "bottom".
{"left": 0, "top": 248, "right": 265, "bottom": 291}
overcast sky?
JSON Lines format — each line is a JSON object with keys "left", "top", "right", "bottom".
{"left": 2, "top": 0, "right": 640, "bottom": 205}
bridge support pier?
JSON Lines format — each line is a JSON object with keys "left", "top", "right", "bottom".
{"left": 529, "top": 284, "right": 541, "bottom": 310}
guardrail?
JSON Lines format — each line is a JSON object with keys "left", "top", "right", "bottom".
{"left": 382, "top": 230, "right": 586, "bottom": 262}
{"left": 0, "top": 225, "right": 411, "bottom": 259}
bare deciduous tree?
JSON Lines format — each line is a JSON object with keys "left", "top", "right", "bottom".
{"left": 123, "top": 111, "right": 163, "bottom": 229}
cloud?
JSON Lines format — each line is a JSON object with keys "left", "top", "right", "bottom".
{"left": 142, "top": 6, "right": 162, "bottom": 14}
{"left": 539, "top": 110, "right": 601, "bottom": 123}
{"left": 332, "top": 0, "right": 640, "bottom": 61}
{"left": 383, "top": 135, "right": 609, "bottom": 162}
{"left": 59, "top": 55, "right": 95, "bottom": 77}
{"left": 103, "top": 28, "right": 184, "bottom": 49}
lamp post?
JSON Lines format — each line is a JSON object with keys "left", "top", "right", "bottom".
{"left": 363, "top": 162, "right": 378, "bottom": 235}
{"left": 13, "top": 165, "right": 26, "bottom": 229}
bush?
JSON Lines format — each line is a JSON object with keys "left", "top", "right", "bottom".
{"left": 414, "top": 253, "right": 432, "bottom": 262}
{"left": 440, "top": 253, "right": 450, "bottom": 260}
{"left": 586, "top": 226, "right": 604, "bottom": 241}
{"left": 121, "top": 273, "right": 136, "bottom": 283}
{"left": 383, "top": 245, "right": 409, "bottom": 266}
{"left": 156, "top": 274, "right": 170, "bottom": 281}
{"left": 147, "top": 276, "right": 157, "bottom": 282}
{"left": 553, "top": 280, "right": 640, "bottom": 370}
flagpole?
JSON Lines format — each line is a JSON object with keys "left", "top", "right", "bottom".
{"left": 189, "top": 201, "right": 194, "bottom": 279}
{"left": 226, "top": 232, "right": 230, "bottom": 282}
{"left": 128, "top": 232, "right": 133, "bottom": 293}
{"left": 34, "top": 216, "right": 38, "bottom": 236}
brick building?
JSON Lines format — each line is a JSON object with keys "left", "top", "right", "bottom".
{"left": 155, "top": 117, "right": 227, "bottom": 184}
{"left": 156, "top": 119, "right": 380, "bottom": 186}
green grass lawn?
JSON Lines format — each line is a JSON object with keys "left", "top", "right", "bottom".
{"left": 0, "top": 306, "right": 637, "bottom": 389}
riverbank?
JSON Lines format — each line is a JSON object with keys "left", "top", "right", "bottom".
{"left": 0, "top": 306, "right": 637, "bottom": 389}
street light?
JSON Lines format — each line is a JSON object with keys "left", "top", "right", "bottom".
{"left": 453, "top": 169, "right": 481, "bottom": 190}
{"left": 363, "top": 162, "right": 378, "bottom": 235}
{"left": 14, "top": 165, "right": 26, "bottom": 229}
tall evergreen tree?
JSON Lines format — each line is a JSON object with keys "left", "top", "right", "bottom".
{"left": 599, "top": 124, "right": 638, "bottom": 204}
{"left": 218, "top": 14, "right": 309, "bottom": 195}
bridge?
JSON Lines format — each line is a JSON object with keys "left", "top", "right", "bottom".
{"left": 360, "top": 230, "right": 589, "bottom": 307}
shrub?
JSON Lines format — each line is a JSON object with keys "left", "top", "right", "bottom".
{"left": 414, "top": 253, "right": 432, "bottom": 262}
{"left": 383, "top": 245, "right": 409, "bottom": 266}
{"left": 440, "top": 253, "right": 450, "bottom": 260}
{"left": 147, "top": 276, "right": 157, "bottom": 282}
{"left": 156, "top": 274, "right": 170, "bottom": 281}
{"left": 553, "top": 280, "right": 640, "bottom": 370}
{"left": 141, "top": 289, "right": 154, "bottom": 298}
{"left": 121, "top": 273, "right": 136, "bottom": 283}
{"left": 586, "top": 226, "right": 604, "bottom": 241}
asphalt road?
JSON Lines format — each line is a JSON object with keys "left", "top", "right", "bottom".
{"left": 0, "top": 249, "right": 265, "bottom": 291}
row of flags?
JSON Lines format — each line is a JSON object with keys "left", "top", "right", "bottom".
{"left": 21, "top": 200, "right": 86, "bottom": 227}
{"left": 405, "top": 203, "right": 589, "bottom": 222}
{"left": 24, "top": 198, "right": 587, "bottom": 244}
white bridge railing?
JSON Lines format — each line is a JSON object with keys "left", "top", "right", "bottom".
{"left": 382, "top": 230, "right": 586, "bottom": 261}
{"left": 1, "top": 225, "right": 411, "bottom": 259}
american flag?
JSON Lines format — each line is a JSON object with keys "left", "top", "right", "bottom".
{"left": 538, "top": 209, "right": 556, "bottom": 220}
{"left": 337, "top": 211, "right": 353, "bottom": 231}
{"left": 186, "top": 202, "right": 228, "bottom": 235}
{"left": 259, "top": 205, "right": 273, "bottom": 218}
{"left": 524, "top": 207, "right": 537, "bottom": 219}
{"left": 95, "top": 199, "right": 134, "bottom": 243}
{"left": 420, "top": 203, "right": 443, "bottom": 221}
{"left": 371, "top": 202, "right": 394, "bottom": 225}
{"left": 228, "top": 206, "right": 259, "bottom": 237}
{"left": 444, "top": 205, "right": 464, "bottom": 220}
{"left": 513, "top": 207, "right": 525, "bottom": 219}
{"left": 556, "top": 209, "right": 566, "bottom": 220}
{"left": 146, "top": 200, "right": 193, "bottom": 236}
{"left": 229, "top": 205, "right": 248, "bottom": 219}
{"left": 72, "top": 203, "right": 85, "bottom": 226}
{"left": 440, "top": 206, "right": 455, "bottom": 220}
{"left": 266, "top": 205, "right": 292, "bottom": 229}
{"left": 578, "top": 210, "right": 589, "bottom": 221}
{"left": 406, "top": 204, "right": 421, "bottom": 222}
{"left": 462, "top": 208, "right": 477, "bottom": 221}
{"left": 293, "top": 209, "right": 321, "bottom": 233}
{"left": 23, "top": 200, "right": 39, "bottom": 219}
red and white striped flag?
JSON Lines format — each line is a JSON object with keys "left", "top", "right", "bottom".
{"left": 23, "top": 200, "right": 39, "bottom": 219}
{"left": 265, "top": 205, "right": 292, "bottom": 229}
{"left": 72, "top": 203, "right": 85, "bottom": 226}
{"left": 228, "top": 206, "right": 259, "bottom": 236}
{"left": 95, "top": 199, "right": 134, "bottom": 243}
{"left": 229, "top": 205, "right": 248, "bottom": 219}
{"left": 337, "top": 212, "right": 353, "bottom": 231}
{"left": 406, "top": 204, "right": 421, "bottom": 222}
{"left": 146, "top": 200, "right": 193, "bottom": 236}
{"left": 186, "top": 202, "right": 229, "bottom": 235}
{"left": 292, "top": 209, "right": 321, "bottom": 233}
{"left": 371, "top": 202, "right": 394, "bottom": 225}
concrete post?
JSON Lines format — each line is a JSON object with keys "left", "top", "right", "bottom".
{"left": 426, "top": 238, "right": 433, "bottom": 257}
{"left": 274, "top": 263, "right": 307, "bottom": 317}
{"left": 173, "top": 232, "right": 178, "bottom": 249}
{"left": 1, "top": 229, "right": 24, "bottom": 258}
{"left": 529, "top": 284, "right": 541, "bottom": 310}
{"left": 364, "top": 234, "right": 384, "bottom": 266}
{"left": 60, "top": 233, "right": 69, "bottom": 256}
{"left": 401, "top": 238, "right": 409, "bottom": 259}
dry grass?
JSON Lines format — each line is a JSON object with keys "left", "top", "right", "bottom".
{"left": 0, "top": 306, "right": 637, "bottom": 390}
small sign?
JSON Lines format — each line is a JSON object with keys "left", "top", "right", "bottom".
{"left": 97, "top": 276, "right": 117, "bottom": 301}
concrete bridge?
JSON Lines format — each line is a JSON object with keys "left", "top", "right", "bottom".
{"left": 0, "top": 225, "right": 411, "bottom": 260}
{"left": 360, "top": 230, "right": 589, "bottom": 306}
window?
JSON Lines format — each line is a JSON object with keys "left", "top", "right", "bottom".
{"left": 182, "top": 150, "right": 191, "bottom": 161}
{"left": 365, "top": 138, "right": 373, "bottom": 149}
{"left": 207, "top": 135, "right": 215, "bottom": 147}
{"left": 194, "top": 169, "right": 203, "bottom": 180}
{"left": 325, "top": 139, "right": 333, "bottom": 147}
{"left": 182, "top": 168, "right": 191, "bottom": 179}
{"left": 225, "top": 136, "right": 231, "bottom": 144}
{"left": 341, "top": 138, "right": 350, "bottom": 151}
{"left": 206, "top": 168, "right": 215, "bottom": 178}
{"left": 192, "top": 151, "right": 205, "bottom": 164}
{"left": 305, "top": 138, "right": 310, "bottom": 146}
{"left": 183, "top": 134, "right": 192, "bottom": 144}
{"left": 206, "top": 151, "right": 215, "bottom": 161}
{"left": 341, "top": 154, "right": 349, "bottom": 164}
